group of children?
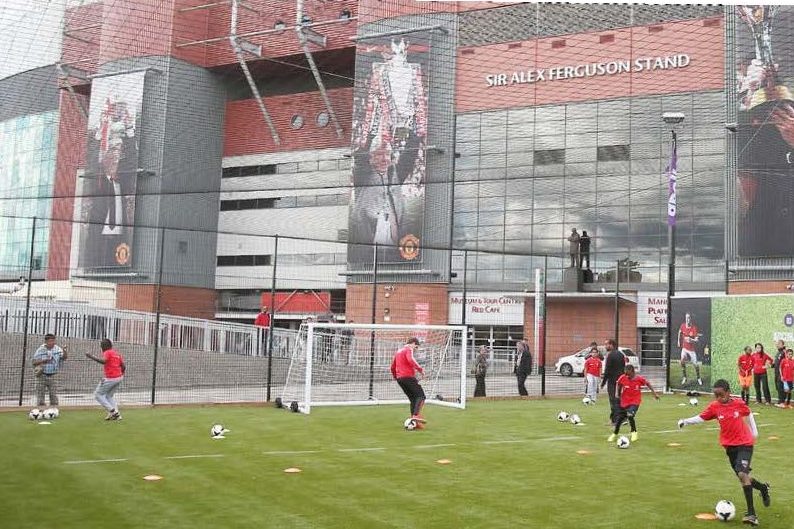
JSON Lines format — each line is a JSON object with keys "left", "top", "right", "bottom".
{"left": 737, "top": 343, "right": 794, "bottom": 407}
{"left": 582, "top": 343, "right": 771, "bottom": 526}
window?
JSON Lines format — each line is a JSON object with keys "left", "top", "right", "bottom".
{"left": 217, "top": 255, "right": 272, "bottom": 267}
{"left": 222, "top": 164, "right": 277, "bottom": 178}
{"left": 274, "top": 20, "right": 286, "bottom": 30}
{"left": 597, "top": 144, "right": 630, "bottom": 162}
{"left": 533, "top": 148, "right": 565, "bottom": 165}
{"left": 220, "top": 198, "right": 279, "bottom": 211}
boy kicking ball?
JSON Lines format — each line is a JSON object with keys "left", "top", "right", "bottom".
{"left": 607, "top": 364, "right": 660, "bottom": 443}
{"left": 678, "top": 379, "right": 771, "bottom": 526}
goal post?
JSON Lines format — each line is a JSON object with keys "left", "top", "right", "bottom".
{"left": 281, "top": 323, "right": 468, "bottom": 414}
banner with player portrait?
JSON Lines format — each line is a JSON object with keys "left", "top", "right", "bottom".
{"left": 711, "top": 295, "right": 794, "bottom": 389}
{"left": 735, "top": 5, "right": 794, "bottom": 257}
{"left": 348, "top": 36, "right": 429, "bottom": 265}
{"left": 78, "top": 70, "right": 145, "bottom": 269}
{"left": 669, "top": 297, "right": 712, "bottom": 393}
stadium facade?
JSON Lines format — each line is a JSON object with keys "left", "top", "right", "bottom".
{"left": 2, "top": 2, "right": 794, "bottom": 364}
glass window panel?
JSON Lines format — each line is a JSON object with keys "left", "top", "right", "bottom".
{"left": 479, "top": 181, "right": 506, "bottom": 197}
{"left": 567, "top": 132, "right": 598, "bottom": 148}
{"left": 505, "top": 195, "right": 533, "bottom": 211}
{"left": 455, "top": 198, "right": 478, "bottom": 212}
{"left": 477, "top": 212, "right": 505, "bottom": 226}
{"left": 479, "top": 197, "right": 505, "bottom": 212}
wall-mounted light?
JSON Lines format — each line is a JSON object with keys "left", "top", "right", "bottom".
{"left": 383, "top": 308, "right": 391, "bottom": 322}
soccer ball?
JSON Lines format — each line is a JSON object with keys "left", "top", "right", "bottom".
{"left": 50, "top": 408, "right": 59, "bottom": 419}
{"left": 569, "top": 414, "right": 581, "bottom": 425}
{"left": 689, "top": 397, "right": 699, "bottom": 406}
{"left": 404, "top": 417, "right": 417, "bottom": 430}
{"left": 616, "top": 435, "right": 631, "bottom": 449}
{"left": 715, "top": 500, "right": 736, "bottom": 521}
{"left": 29, "top": 408, "right": 42, "bottom": 420}
{"left": 210, "top": 424, "right": 226, "bottom": 437}
{"left": 582, "top": 396, "right": 592, "bottom": 405}
{"left": 42, "top": 408, "right": 56, "bottom": 420}
{"left": 557, "top": 411, "right": 570, "bottom": 422}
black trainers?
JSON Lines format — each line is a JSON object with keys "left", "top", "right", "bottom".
{"left": 742, "top": 513, "right": 759, "bottom": 526}
{"left": 110, "top": 411, "right": 122, "bottom": 421}
{"left": 760, "top": 483, "right": 771, "bottom": 507}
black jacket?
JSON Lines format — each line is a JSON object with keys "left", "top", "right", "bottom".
{"left": 601, "top": 349, "right": 625, "bottom": 386}
{"left": 774, "top": 350, "right": 786, "bottom": 379}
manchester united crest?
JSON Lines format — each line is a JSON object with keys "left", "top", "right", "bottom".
{"left": 114, "top": 243, "right": 131, "bottom": 265}
{"left": 399, "top": 234, "right": 420, "bottom": 260}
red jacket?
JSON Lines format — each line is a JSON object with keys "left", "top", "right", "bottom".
{"left": 254, "top": 312, "right": 271, "bottom": 327}
{"left": 752, "top": 352, "right": 773, "bottom": 375}
{"left": 391, "top": 345, "right": 423, "bottom": 379}
{"left": 781, "top": 357, "right": 794, "bottom": 382}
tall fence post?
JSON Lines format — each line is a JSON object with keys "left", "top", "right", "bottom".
{"left": 368, "top": 244, "right": 378, "bottom": 399}
{"left": 537, "top": 255, "right": 547, "bottom": 397}
{"left": 614, "top": 259, "right": 621, "bottom": 347}
{"left": 150, "top": 227, "right": 166, "bottom": 405}
{"left": 266, "top": 234, "right": 279, "bottom": 402}
{"left": 17, "top": 216, "right": 36, "bottom": 406}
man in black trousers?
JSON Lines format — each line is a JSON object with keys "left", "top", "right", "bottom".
{"left": 600, "top": 338, "right": 625, "bottom": 426}
{"left": 514, "top": 340, "right": 532, "bottom": 396}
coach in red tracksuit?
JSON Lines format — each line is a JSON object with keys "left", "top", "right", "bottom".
{"left": 391, "top": 337, "right": 426, "bottom": 425}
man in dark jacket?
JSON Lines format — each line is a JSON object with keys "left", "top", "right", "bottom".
{"left": 514, "top": 340, "right": 532, "bottom": 396}
{"left": 774, "top": 340, "right": 787, "bottom": 407}
{"left": 600, "top": 338, "right": 625, "bottom": 426}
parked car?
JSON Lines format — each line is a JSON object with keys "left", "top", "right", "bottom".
{"left": 554, "top": 346, "right": 640, "bottom": 377}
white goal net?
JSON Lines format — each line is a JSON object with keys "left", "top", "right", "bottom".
{"left": 280, "top": 323, "right": 467, "bottom": 413}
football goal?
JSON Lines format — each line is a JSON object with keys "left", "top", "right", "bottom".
{"left": 280, "top": 323, "right": 468, "bottom": 413}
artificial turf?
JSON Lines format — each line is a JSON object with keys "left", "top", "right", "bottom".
{"left": 2, "top": 397, "right": 792, "bottom": 529}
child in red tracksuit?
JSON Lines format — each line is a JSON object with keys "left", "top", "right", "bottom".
{"left": 780, "top": 349, "right": 794, "bottom": 408}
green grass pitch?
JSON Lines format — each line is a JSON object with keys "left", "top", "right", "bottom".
{"left": 3, "top": 398, "right": 793, "bottom": 529}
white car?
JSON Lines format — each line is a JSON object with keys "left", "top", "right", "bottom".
{"left": 554, "top": 346, "right": 640, "bottom": 377}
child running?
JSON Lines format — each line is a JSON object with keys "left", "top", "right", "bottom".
{"left": 608, "top": 364, "right": 660, "bottom": 443}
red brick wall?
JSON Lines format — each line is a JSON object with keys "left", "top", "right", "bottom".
{"left": 728, "top": 281, "right": 794, "bottom": 295}
{"left": 200, "top": 0, "right": 358, "bottom": 67}
{"left": 523, "top": 298, "right": 639, "bottom": 365}
{"left": 223, "top": 88, "right": 353, "bottom": 156}
{"left": 98, "top": 0, "right": 177, "bottom": 64}
{"left": 345, "top": 283, "right": 448, "bottom": 326}
{"left": 47, "top": 92, "right": 88, "bottom": 281}
{"left": 116, "top": 284, "right": 217, "bottom": 320}
{"left": 62, "top": 2, "right": 103, "bottom": 77}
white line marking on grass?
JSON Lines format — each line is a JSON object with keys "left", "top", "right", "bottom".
{"left": 64, "top": 458, "right": 128, "bottom": 465}
{"left": 653, "top": 430, "right": 683, "bottom": 434}
{"left": 414, "top": 443, "right": 457, "bottom": 449}
{"left": 337, "top": 447, "right": 386, "bottom": 453}
{"left": 262, "top": 450, "right": 322, "bottom": 455}
{"left": 481, "top": 440, "right": 530, "bottom": 445}
{"left": 536, "top": 436, "right": 581, "bottom": 442}
{"left": 164, "top": 454, "right": 226, "bottom": 460}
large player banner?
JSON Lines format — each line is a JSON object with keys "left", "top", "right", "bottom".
{"left": 735, "top": 6, "right": 794, "bottom": 257}
{"left": 669, "top": 294, "right": 794, "bottom": 394}
{"left": 348, "top": 37, "right": 429, "bottom": 264}
{"left": 78, "top": 71, "right": 145, "bottom": 269}
{"left": 669, "top": 297, "right": 713, "bottom": 393}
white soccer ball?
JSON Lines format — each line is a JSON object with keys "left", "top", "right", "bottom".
{"left": 210, "top": 424, "right": 225, "bottom": 437}
{"left": 689, "top": 397, "right": 699, "bottom": 406}
{"left": 582, "top": 396, "right": 592, "bottom": 405}
{"left": 403, "top": 417, "right": 417, "bottom": 430}
{"left": 616, "top": 435, "right": 631, "bottom": 449}
{"left": 51, "top": 408, "right": 60, "bottom": 419}
{"left": 557, "top": 411, "right": 570, "bottom": 422}
{"left": 29, "top": 408, "right": 42, "bottom": 420}
{"left": 569, "top": 414, "right": 581, "bottom": 425}
{"left": 42, "top": 408, "right": 56, "bottom": 420}
{"left": 715, "top": 500, "right": 736, "bottom": 521}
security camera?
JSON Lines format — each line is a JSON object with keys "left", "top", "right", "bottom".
{"left": 725, "top": 122, "right": 738, "bottom": 133}
{"left": 662, "top": 112, "right": 685, "bottom": 124}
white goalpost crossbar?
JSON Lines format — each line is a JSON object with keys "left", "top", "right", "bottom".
{"left": 281, "top": 323, "right": 468, "bottom": 414}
